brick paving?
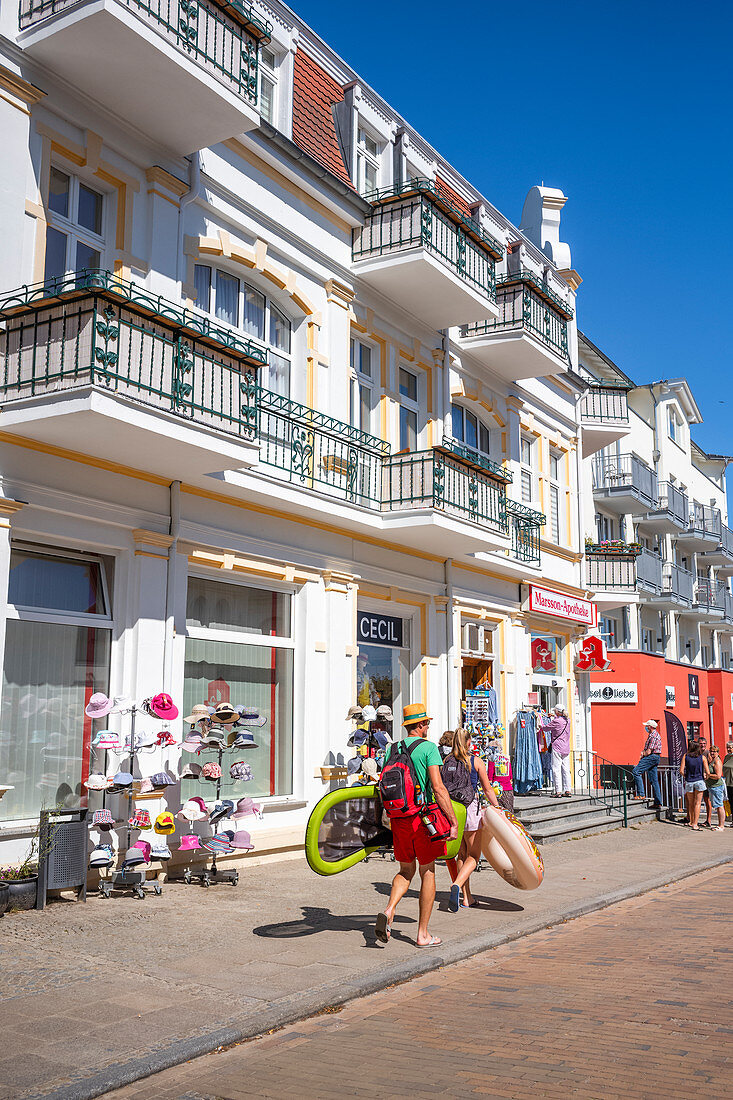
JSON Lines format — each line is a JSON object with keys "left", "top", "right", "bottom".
{"left": 0, "top": 823, "right": 731, "bottom": 1097}
{"left": 109, "top": 865, "right": 733, "bottom": 1100}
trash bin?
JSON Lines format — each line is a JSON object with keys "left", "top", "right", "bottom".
{"left": 36, "top": 807, "right": 88, "bottom": 910}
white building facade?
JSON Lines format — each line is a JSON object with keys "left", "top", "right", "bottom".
{"left": 0, "top": 0, "right": 595, "bottom": 865}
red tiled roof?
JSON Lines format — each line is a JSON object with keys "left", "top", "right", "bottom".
{"left": 435, "top": 176, "right": 473, "bottom": 220}
{"left": 292, "top": 50, "right": 353, "bottom": 189}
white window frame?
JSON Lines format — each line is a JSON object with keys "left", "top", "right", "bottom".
{"left": 451, "top": 404, "right": 493, "bottom": 460}
{"left": 668, "top": 406, "right": 684, "bottom": 446}
{"left": 398, "top": 366, "right": 419, "bottom": 452}
{"left": 356, "top": 127, "right": 381, "bottom": 196}
{"left": 259, "top": 45, "right": 279, "bottom": 126}
{"left": 520, "top": 434, "right": 536, "bottom": 504}
{"left": 193, "top": 264, "right": 292, "bottom": 395}
{"left": 548, "top": 449, "right": 562, "bottom": 544}
{"left": 350, "top": 337, "right": 377, "bottom": 436}
{"left": 45, "top": 166, "right": 108, "bottom": 279}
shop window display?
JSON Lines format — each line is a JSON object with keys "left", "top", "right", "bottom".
{"left": 183, "top": 577, "right": 293, "bottom": 799}
{"left": 1, "top": 547, "right": 112, "bottom": 822}
{"left": 357, "top": 619, "right": 411, "bottom": 719}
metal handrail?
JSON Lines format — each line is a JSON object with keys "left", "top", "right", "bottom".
{"left": 496, "top": 270, "right": 574, "bottom": 319}
{"left": 586, "top": 553, "right": 637, "bottom": 590}
{"left": 567, "top": 750, "right": 631, "bottom": 826}
{"left": 592, "top": 453, "right": 658, "bottom": 505}
{"left": 685, "top": 502, "right": 722, "bottom": 539}
{"left": 259, "top": 388, "right": 389, "bottom": 454}
{"left": 579, "top": 385, "right": 629, "bottom": 423}
{"left": 439, "top": 437, "right": 512, "bottom": 482}
{"left": 651, "top": 481, "right": 689, "bottom": 527}
{"left": 381, "top": 449, "right": 509, "bottom": 532}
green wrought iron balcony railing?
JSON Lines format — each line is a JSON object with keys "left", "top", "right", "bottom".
{"left": 18, "top": 0, "right": 271, "bottom": 105}
{"left": 382, "top": 449, "right": 509, "bottom": 533}
{"left": 352, "top": 178, "right": 501, "bottom": 300}
{"left": 439, "top": 436, "right": 512, "bottom": 483}
{"left": 0, "top": 270, "right": 266, "bottom": 440}
{"left": 506, "top": 500, "right": 544, "bottom": 564}
{"left": 461, "top": 271, "right": 572, "bottom": 362}
{"left": 579, "top": 384, "right": 630, "bottom": 424}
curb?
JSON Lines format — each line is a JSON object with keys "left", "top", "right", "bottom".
{"left": 29, "top": 852, "right": 733, "bottom": 1100}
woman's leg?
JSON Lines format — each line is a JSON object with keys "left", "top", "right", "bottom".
{"left": 561, "top": 754, "right": 571, "bottom": 794}
{"left": 551, "top": 750, "right": 562, "bottom": 795}
{"left": 685, "top": 790, "right": 692, "bottom": 825}
{"left": 454, "top": 829, "right": 483, "bottom": 896}
{"left": 691, "top": 790, "right": 702, "bottom": 828}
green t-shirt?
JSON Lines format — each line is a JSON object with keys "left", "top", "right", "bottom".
{"left": 384, "top": 736, "right": 442, "bottom": 803}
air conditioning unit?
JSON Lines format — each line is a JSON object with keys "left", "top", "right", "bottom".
{"left": 461, "top": 623, "right": 493, "bottom": 656}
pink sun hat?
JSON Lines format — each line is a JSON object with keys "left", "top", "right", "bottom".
{"left": 85, "top": 692, "right": 113, "bottom": 719}
{"left": 231, "top": 830, "right": 254, "bottom": 850}
{"left": 179, "top": 834, "right": 202, "bottom": 851}
{"left": 232, "top": 797, "right": 262, "bottom": 819}
{"left": 148, "top": 693, "right": 179, "bottom": 720}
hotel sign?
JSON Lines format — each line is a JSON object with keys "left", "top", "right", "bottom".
{"left": 528, "top": 585, "right": 597, "bottom": 627}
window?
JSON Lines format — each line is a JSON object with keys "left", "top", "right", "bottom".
{"left": 357, "top": 128, "right": 380, "bottom": 195}
{"left": 599, "top": 615, "right": 618, "bottom": 649}
{"left": 1, "top": 546, "right": 113, "bottom": 823}
{"left": 184, "top": 576, "right": 294, "bottom": 798}
{"left": 668, "top": 406, "right": 683, "bottom": 445}
{"left": 350, "top": 339, "right": 376, "bottom": 435}
{"left": 259, "top": 46, "right": 278, "bottom": 125}
{"left": 641, "top": 627, "right": 654, "bottom": 653}
{"left": 398, "top": 367, "right": 418, "bottom": 451}
{"left": 701, "top": 645, "right": 711, "bottom": 668}
{"left": 357, "top": 615, "right": 412, "bottom": 722}
{"left": 45, "top": 168, "right": 105, "bottom": 279}
{"left": 194, "top": 265, "right": 292, "bottom": 395}
{"left": 596, "top": 513, "right": 616, "bottom": 542}
{"left": 451, "top": 404, "right": 492, "bottom": 459}
{"left": 723, "top": 651, "right": 730, "bottom": 671}
{"left": 520, "top": 435, "right": 535, "bottom": 503}
{"left": 549, "top": 450, "right": 562, "bottom": 543}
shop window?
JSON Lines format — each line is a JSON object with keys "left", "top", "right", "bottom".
{"left": 1, "top": 546, "right": 113, "bottom": 823}
{"left": 193, "top": 265, "right": 292, "bottom": 395}
{"left": 45, "top": 167, "right": 106, "bottom": 280}
{"left": 356, "top": 613, "right": 411, "bottom": 721}
{"left": 184, "top": 576, "right": 293, "bottom": 798}
{"left": 451, "top": 404, "right": 492, "bottom": 460}
{"left": 398, "top": 368, "right": 418, "bottom": 451}
{"left": 350, "top": 338, "right": 376, "bottom": 435}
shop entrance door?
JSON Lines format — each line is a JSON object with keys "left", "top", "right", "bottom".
{"left": 462, "top": 656, "right": 493, "bottom": 694}
{"left": 536, "top": 683, "right": 561, "bottom": 712}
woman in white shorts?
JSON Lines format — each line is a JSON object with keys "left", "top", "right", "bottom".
{"left": 445, "top": 728, "right": 500, "bottom": 911}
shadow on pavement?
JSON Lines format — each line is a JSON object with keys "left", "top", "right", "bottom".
{"left": 253, "top": 905, "right": 414, "bottom": 948}
{"left": 371, "top": 880, "right": 525, "bottom": 913}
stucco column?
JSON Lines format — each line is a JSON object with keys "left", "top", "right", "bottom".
{"left": 0, "top": 499, "right": 27, "bottom": 692}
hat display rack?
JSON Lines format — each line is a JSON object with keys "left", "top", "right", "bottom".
{"left": 178, "top": 703, "right": 264, "bottom": 889}
{"left": 343, "top": 704, "right": 394, "bottom": 786}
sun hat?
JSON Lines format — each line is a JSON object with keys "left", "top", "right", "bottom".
{"left": 121, "top": 846, "right": 146, "bottom": 866}
{"left": 178, "top": 833, "right": 202, "bottom": 851}
{"left": 202, "top": 729, "right": 226, "bottom": 747}
{"left": 109, "top": 695, "right": 132, "bottom": 714}
{"left": 129, "top": 809, "right": 152, "bottom": 829}
{"left": 150, "top": 842, "right": 172, "bottom": 860}
{"left": 92, "top": 730, "right": 121, "bottom": 750}
{"left": 189, "top": 796, "right": 207, "bottom": 811}
{"left": 231, "top": 829, "right": 254, "bottom": 851}
{"left": 145, "top": 693, "right": 179, "bottom": 721}
{"left": 346, "top": 705, "right": 363, "bottom": 720}
{"left": 211, "top": 702, "right": 237, "bottom": 724}
{"left": 132, "top": 839, "right": 152, "bottom": 861}
{"left": 134, "top": 732, "right": 157, "bottom": 751}
{"left": 209, "top": 799, "right": 234, "bottom": 825}
{"left": 154, "top": 811, "right": 175, "bottom": 834}
{"left": 183, "top": 704, "right": 212, "bottom": 724}
{"left": 202, "top": 762, "right": 222, "bottom": 780}
{"left": 230, "top": 760, "right": 253, "bottom": 781}
{"left": 376, "top": 705, "right": 393, "bottom": 721}
{"left": 92, "top": 808, "right": 115, "bottom": 827}
{"left": 85, "top": 692, "right": 113, "bottom": 719}
{"left": 361, "top": 757, "right": 379, "bottom": 780}
{"left": 201, "top": 834, "right": 234, "bottom": 854}
{"left": 151, "top": 771, "right": 176, "bottom": 788}
{"left": 232, "top": 796, "right": 262, "bottom": 819}
{"left": 402, "top": 703, "right": 431, "bottom": 728}
{"left": 111, "top": 770, "right": 134, "bottom": 788}
{"left": 182, "top": 731, "right": 205, "bottom": 752}
{"left": 372, "top": 730, "right": 392, "bottom": 749}
{"left": 180, "top": 762, "right": 202, "bottom": 780}
{"left": 177, "top": 799, "right": 208, "bottom": 822}
{"left": 238, "top": 714, "right": 267, "bottom": 727}
{"left": 136, "top": 778, "right": 155, "bottom": 795}
{"left": 361, "top": 704, "right": 377, "bottom": 723}
{"left": 155, "top": 731, "right": 176, "bottom": 747}
{"left": 643, "top": 719, "right": 659, "bottom": 729}
{"left": 84, "top": 773, "right": 110, "bottom": 791}
{"left": 346, "top": 756, "right": 361, "bottom": 775}
{"left": 89, "top": 844, "right": 115, "bottom": 867}
{"left": 230, "top": 732, "right": 258, "bottom": 750}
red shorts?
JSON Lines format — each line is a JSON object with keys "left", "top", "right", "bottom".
{"left": 390, "top": 814, "right": 447, "bottom": 865}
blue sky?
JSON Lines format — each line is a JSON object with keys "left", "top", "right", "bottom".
{"left": 292, "top": 1, "right": 732, "bottom": 459}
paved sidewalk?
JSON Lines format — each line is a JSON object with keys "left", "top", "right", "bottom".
{"left": 0, "top": 820, "right": 730, "bottom": 1099}
{"left": 108, "top": 864, "right": 733, "bottom": 1100}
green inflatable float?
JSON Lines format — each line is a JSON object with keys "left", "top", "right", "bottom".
{"left": 305, "top": 783, "right": 467, "bottom": 876}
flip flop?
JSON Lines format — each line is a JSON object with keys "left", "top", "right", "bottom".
{"left": 461, "top": 900, "right": 478, "bottom": 908}
{"left": 416, "top": 936, "right": 442, "bottom": 949}
{"left": 448, "top": 884, "right": 461, "bottom": 912}
{"left": 375, "top": 912, "right": 391, "bottom": 944}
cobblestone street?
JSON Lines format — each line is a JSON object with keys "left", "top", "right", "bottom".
{"left": 109, "top": 864, "right": 733, "bottom": 1100}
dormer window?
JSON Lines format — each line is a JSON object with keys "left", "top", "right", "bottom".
{"left": 357, "top": 129, "right": 380, "bottom": 195}
{"left": 668, "top": 406, "right": 683, "bottom": 445}
{"left": 260, "top": 46, "right": 278, "bottom": 126}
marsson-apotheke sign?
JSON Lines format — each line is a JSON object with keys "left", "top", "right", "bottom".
{"left": 528, "top": 585, "right": 597, "bottom": 627}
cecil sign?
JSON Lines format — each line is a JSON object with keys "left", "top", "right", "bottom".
{"left": 528, "top": 585, "right": 597, "bottom": 627}
{"left": 357, "top": 612, "right": 403, "bottom": 648}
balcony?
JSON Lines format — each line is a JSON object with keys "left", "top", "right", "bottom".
{"left": 718, "top": 590, "right": 733, "bottom": 632}
{"left": 681, "top": 578, "right": 727, "bottom": 622}
{"left": 639, "top": 481, "right": 689, "bottom": 534}
{"left": 458, "top": 271, "right": 572, "bottom": 381}
{"left": 0, "top": 270, "right": 265, "bottom": 478}
{"left": 644, "top": 559, "right": 695, "bottom": 610}
{"left": 507, "top": 500, "right": 544, "bottom": 566}
{"left": 578, "top": 384, "right": 631, "bottom": 457}
{"left": 17, "top": 0, "right": 270, "bottom": 153}
{"left": 676, "top": 502, "right": 722, "bottom": 552}
{"left": 698, "top": 523, "right": 733, "bottom": 574}
{"left": 586, "top": 550, "right": 639, "bottom": 610}
{"left": 591, "top": 453, "right": 657, "bottom": 514}
{"left": 352, "top": 179, "right": 502, "bottom": 329}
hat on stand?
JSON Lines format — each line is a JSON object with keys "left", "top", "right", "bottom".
{"left": 376, "top": 705, "right": 393, "bottom": 722}
{"left": 180, "top": 762, "right": 202, "bottom": 780}
{"left": 232, "top": 796, "right": 262, "bottom": 819}
{"left": 144, "top": 694, "right": 179, "bottom": 721}
{"left": 231, "top": 830, "right": 254, "bottom": 851}
{"left": 134, "top": 733, "right": 157, "bottom": 751}
{"left": 136, "top": 778, "right": 155, "bottom": 795}
{"left": 151, "top": 771, "right": 176, "bottom": 788}
{"left": 89, "top": 844, "right": 115, "bottom": 868}
{"left": 230, "top": 760, "right": 253, "bottom": 782}
{"left": 346, "top": 705, "right": 363, "bottom": 721}
{"left": 182, "top": 731, "right": 205, "bottom": 752}
{"left": 361, "top": 705, "right": 377, "bottom": 723}
{"left": 202, "top": 762, "right": 222, "bottom": 780}
{"left": 229, "top": 731, "right": 258, "bottom": 750}
{"left": 209, "top": 799, "right": 234, "bottom": 824}
{"left": 110, "top": 770, "right": 134, "bottom": 789}
{"left": 155, "top": 731, "right": 176, "bottom": 747}
{"left": 361, "top": 757, "right": 380, "bottom": 781}
{"left": 92, "top": 731, "right": 122, "bottom": 750}
{"left": 211, "top": 702, "right": 238, "bottom": 724}
{"left": 347, "top": 730, "right": 369, "bottom": 749}
{"left": 128, "top": 809, "right": 152, "bottom": 829}
{"left": 238, "top": 712, "right": 267, "bottom": 727}
{"left": 183, "top": 704, "right": 212, "bottom": 725}
{"left": 121, "top": 846, "right": 146, "bottom": 867}
{"left": 109, "top": 695, "right": 132, "bottom": 714}
{"left": 85, "top": 693, "right": 113, "bottom": 719}
{"left": 92, "top": 808, "right": 116, "bottom": 828}
{"left": 372, "top": 730, "right": 392, "bottom": 749}
{"left": 132, "top": 839, "right": 152, "bottom": 861}
{"left": 178, "top": 834, "right": 202, "bottom": 851}
{"left": 154, "top": 811, "right": 175, "bottom": 834}
{"left": 84, "top": 773, "right": 111, "bottom": 791}
{"left": 347, "top": 757, "right": 361, "bottom": 776}
{"left": 150, "top": 842, "right": 172, "bottom": 860}
{"left": 201, "top": 834, "right": 234, "bottom": 854}
{"left": 202, "top": 729, "right": 226, "bottom": 748}
{"left": 177, "top": 799, "right": 208, "bottom": 822}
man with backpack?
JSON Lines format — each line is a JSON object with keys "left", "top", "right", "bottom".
{"left": 376, "top": 703, "right": 457, "bottom": 949}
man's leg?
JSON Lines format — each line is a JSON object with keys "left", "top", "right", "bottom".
{"left": 702, "top": 789, "right": 711, "bottom": 824}
{"left": 384, "top": 860, "right": 416, "bottom": 925}
{"left": 632, "top": 756, "right": 647, "bottom": 797}
{"left": 416, "top": 861, "right": 437, "bottom": 945}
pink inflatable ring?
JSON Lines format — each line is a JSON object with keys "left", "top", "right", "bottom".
{"left": 481, "top": 806, "right": 544, "bottom": 890}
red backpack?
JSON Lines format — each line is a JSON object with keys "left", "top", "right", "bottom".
{"left": 379, "top": 739, "right": 424, "bottom": 818}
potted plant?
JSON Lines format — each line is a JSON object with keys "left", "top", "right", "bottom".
{"left": 0, "top": 857, "right": 38, "bottom": 911}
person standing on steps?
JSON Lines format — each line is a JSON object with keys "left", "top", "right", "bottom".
{"left": 631, "top": 719, "right": 663, "bottom": 808}
{"left": 542, "top": 705, "right": 571, "bottom": 797}
{"left": 375, "top": 703, "right": 457, "bottom": 950}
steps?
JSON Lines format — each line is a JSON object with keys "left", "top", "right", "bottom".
{"left": 513, "top": 792, "right": 659, "bottom": 844}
